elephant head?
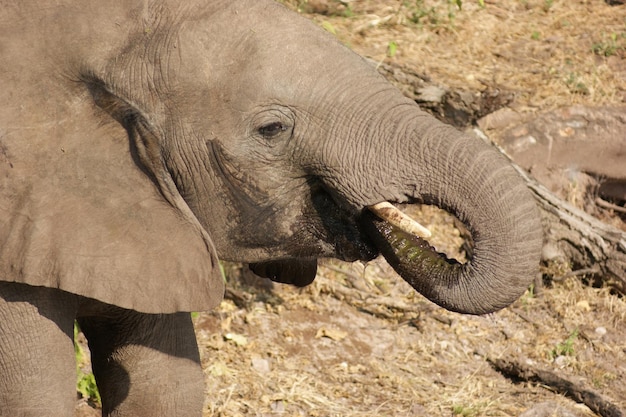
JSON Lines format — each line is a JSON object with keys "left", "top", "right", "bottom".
{"left": 0, "top": 0, "right": 542, "bottom": 315}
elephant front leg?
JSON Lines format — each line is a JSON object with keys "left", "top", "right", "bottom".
{"left": 78, "top": 307, "right": 204, "bottom": 417}
{"left": 0, "top": 282, "right": 78, "bottom": 417}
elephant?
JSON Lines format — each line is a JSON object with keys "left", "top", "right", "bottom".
{"left": 0, "top": 0, "right": 543, "bottom": 416}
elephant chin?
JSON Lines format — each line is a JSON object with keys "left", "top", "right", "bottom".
{"left": 249, "top": 259, "right": 317, "bottom": 287}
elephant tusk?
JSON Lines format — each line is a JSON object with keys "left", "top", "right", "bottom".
{"left": 368, "top": 202, "right": 432, "bottom": 239}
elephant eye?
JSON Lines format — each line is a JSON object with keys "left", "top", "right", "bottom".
{"left": 258, "top": 121, "right": 287, "bottom": 138}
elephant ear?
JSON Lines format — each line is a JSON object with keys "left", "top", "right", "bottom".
{"left": 0, "top": 77, "right": 224, "bottom": 314}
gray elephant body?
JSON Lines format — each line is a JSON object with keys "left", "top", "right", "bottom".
{"left": 0, "top": 1, "right": 543, "bottom": 416}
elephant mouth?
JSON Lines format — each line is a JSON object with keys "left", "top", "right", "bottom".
{"left": 250, "top": 201, "right": 439, "bottom": 288}
{"left": 367, "top": 202, "right": 431, "bottom": 239}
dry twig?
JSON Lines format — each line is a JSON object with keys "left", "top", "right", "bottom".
{"left": 488, "top": 356, "right": 624, "bottom": 417}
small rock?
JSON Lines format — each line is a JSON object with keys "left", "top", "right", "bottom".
{"left": 224, "top": 332, "right": 248, "bottom": 346}
{"left": 595, "top": 326, "right": 607, "bottom": 337}
{"left": 416, "top": 85, "right": 446, "bottom": 103}
{"left": 553, "top": 355, "right": 569, "bottom": 368}
{"left": 251, "top": 357, "right": 271, "bottom": 374}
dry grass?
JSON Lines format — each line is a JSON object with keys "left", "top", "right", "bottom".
{"left": 197, "top": 264, "right": 626, "bottom": 416}
{"left": 282, "top": 0, "right": 626, "bottom": 111}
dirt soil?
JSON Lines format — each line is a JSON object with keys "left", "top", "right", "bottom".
{"left": 77, "top": 1, "right": 626, "bottom": 416}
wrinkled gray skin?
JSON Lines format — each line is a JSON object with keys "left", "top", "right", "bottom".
{"left": 0, "top": 1, "right": 543, "bottom": 416}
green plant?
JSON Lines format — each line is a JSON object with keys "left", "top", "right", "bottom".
{"left": 404, "top": 0, "right": 449, "bottom": 26}
{"left": 402, "top": 0, "right": 481, "bottom": 30}
{"left": 321, "top": 21, "right": 337, "bottom": 35}
{"left": 592, "top": 32, "right": 626, "bottom": 57}
{"left": 77, "top": 372, "right": 101, "bottom": 406}
{"left": 519, "top": 283, "right": 536, "bottom": 308}
{"left": 404, "top": 0, "right": 433, "bottom": 25}
{"left": 565, "top": 72, "right": 589, "bottom": 95}
{"left": 387, "top": 40, "right": 399, "bottom": 58}
{"left": 550, "top": 328, "right": 579, "bottom": 358}
{"left": 342, "top": 4, "right": 354, "bottom": 18}
{"left": 453, "top": 404, "right": 479, "bottom": 417}
{"left": 75, "top": 322, "right": 101, "bottom": 406}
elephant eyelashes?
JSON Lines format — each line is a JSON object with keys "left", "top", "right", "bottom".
{"left": 258, "top": 121, "right": 288, "bottom": 138}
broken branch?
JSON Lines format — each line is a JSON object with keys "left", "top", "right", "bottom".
{"left": 488, "top": 356, "right": 624, "bottom": 417}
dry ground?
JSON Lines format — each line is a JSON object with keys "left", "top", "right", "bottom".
{"left": 290, "top": 0, "right": 626, "bottom": 109}
{"left": 74, "top": 1, "right": 626, "bottom": 416}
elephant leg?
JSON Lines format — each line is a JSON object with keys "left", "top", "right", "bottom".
{"left": 0, "top": 281, "right": 78, "bottom": 417}
{"left": 78, "top": 307, "right": 204, "bottom": 417}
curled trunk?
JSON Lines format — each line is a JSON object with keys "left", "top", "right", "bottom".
{"left": 362, "top": 118, "right": 543, "bottom": 315}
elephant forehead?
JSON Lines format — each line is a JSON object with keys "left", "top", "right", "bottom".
{"left": 177, "top": 4, "right": 371, "bottom": 108}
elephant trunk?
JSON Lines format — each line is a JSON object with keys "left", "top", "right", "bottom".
{"left": 357, "top": 110, "right": 543, "bottom": 315}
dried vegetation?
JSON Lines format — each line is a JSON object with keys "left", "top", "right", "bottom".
{"left": 285, "top": 0, "right": 626, "bottom": 110}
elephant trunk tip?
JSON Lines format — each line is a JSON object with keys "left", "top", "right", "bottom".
{"left": 361, "top": 207, "right": 538, "bottom": 316}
